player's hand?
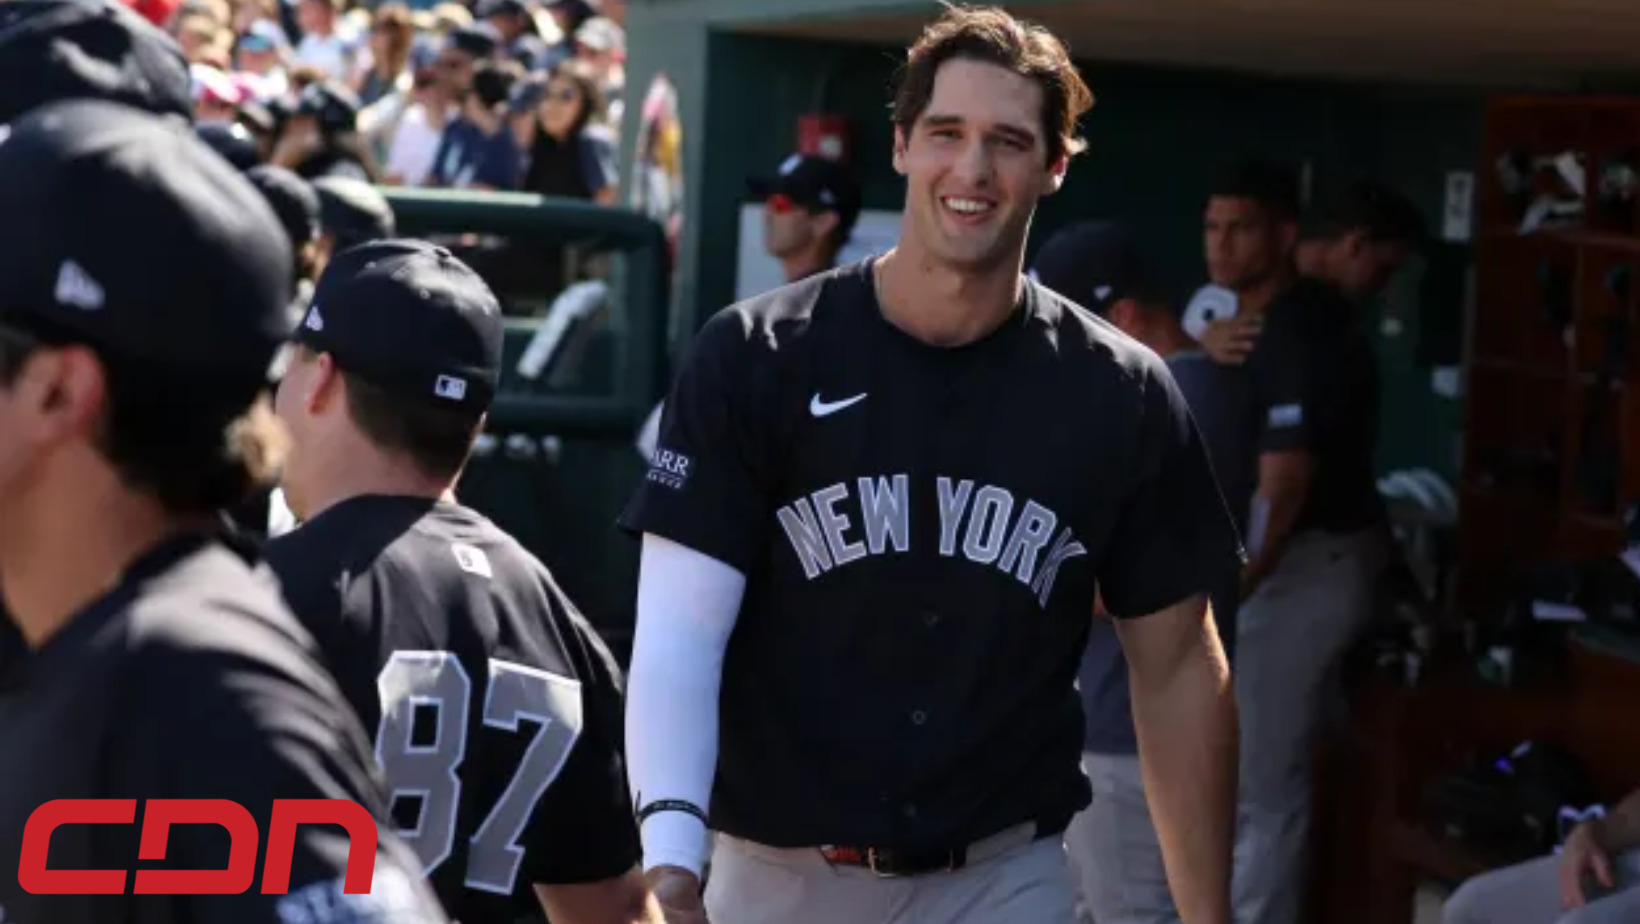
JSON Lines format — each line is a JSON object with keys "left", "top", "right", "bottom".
{"left": 1559, "top": 821, "right": 1614, "bottom": 908}
{"left": 646, "top": 865, "right": 709, "bottom": 924}
{"left": 1197, "top": 315, "right": 1262, "bottom": 365}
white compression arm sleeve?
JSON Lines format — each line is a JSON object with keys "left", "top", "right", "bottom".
{"left": 626, "top": 534, "right": 746, "bottom": 876}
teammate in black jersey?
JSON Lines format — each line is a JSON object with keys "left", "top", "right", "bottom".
{"left": 265, "top": 240, "right": 658, "bottom": 924}
{"left": 0, "top": 0, "right": 201, "bottom": 691}
{"left": 620, "top": 7, "right": 1241, "bottom": 924}
{"left": 0, "top": 102, "right": 446, "bottom": 924}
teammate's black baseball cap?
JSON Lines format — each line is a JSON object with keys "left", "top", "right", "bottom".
{"left": 1030, "top": 221, "right": 1161, "bottom": 316}
{"left": 477, "top": 0, "right": 528, "bottom": 19}
{"left": 0, "top": 100, "right": 293, "bottom": 404}
{"left": 246, "top": 165, "right": 321, "bottom": 254}
{"left": 747, "top": 153, "right": 863, "bottom": 230}
{"left": 447, "top": 24, "right": 498, "bottom": 59}
{"left": 293, "top": 81, "right": 360, "bottom": 137}
{"left": 312, "top": 176, "right": 396, "bottom": 251}
{"left": 197, "top": 120, "right": 263, "bottom": 170}
{"left": 0, "top": 0, "right": 192, "bottom": 126}
{"left": 293, "top": 240, "right": 503, "bottom": 412}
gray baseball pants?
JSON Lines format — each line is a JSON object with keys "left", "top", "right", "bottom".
{"left": 1443, "top": 849, "right": 1640, "bottom": 924}
{"left": 703, "top": 824, "right": 1077, "bottom": 924}
{"left": 1230, "top": 527, "right": 1382, "bottom": 924}
{"left": 1063, "top": 752, "right": 1179, "bottom": 924}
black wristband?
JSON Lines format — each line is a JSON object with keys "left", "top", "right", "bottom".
{"left": 636, "top": 799, "right": 708, "bottom": 827}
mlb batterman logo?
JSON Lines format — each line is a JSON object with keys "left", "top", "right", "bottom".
{"left": 433, "top": 375, "right": 467, "bottom": 401}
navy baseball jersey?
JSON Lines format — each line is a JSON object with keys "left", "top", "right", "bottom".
{"left": 265, "top": 496, "right": 639, "bottom": 923}
{"left": 0, "top": 532, "right": 445, "bottom": 924}
{"left": 1245, "top": 278, "right": 1383, "bottom": 534}
{"left": 619, "top": 260, "right": 1244, "bottom": 851}
{"left": 0, "top": 609, "right": 21, "bottom": 692}
{"left": 1080, "top": 348, "right": 1253, "bottom": 755}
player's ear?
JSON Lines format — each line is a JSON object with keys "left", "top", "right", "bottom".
{"left": 1044, "top": 151, "right": 1069, "bottom": 195}
{"left": 892, "top": 125, "right": 908, "bottom": 175}
{"left": 24, "top": 345, "right": 107, "bottom": 444}
{"left": 1276, "top": 217, "right": 1300, "bottom": 257}
{"left": 1107, "top": 301, "right": 1139, "bottom": 334}
{"left": 1342, "top": 228, "right": 1369, "bottom": 257}
{"left": 813, "top": 210, "right": 839, "bottom": 241}
{"left": 306, "top": 352, "right": 342, "bottom": 415}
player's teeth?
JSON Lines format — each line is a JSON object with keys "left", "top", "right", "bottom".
{"left": 943, "top": 198, "right": 991, "bottom": 214}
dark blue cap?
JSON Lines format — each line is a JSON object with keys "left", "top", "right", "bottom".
{"left": 1030, "top": 220, "right": 1161, "bottom": 316}
{"left": 0, "top": 0, "right": 191, "bottom": 126}
{"left": 747, "top": 153, "right": 862, "bottom": 228}
{"left": 245, "top": 165, "right": 320, "bottom": 254}
{"left": 197, "top": 120, "right": 262, "bottom": 170}
{"left": 293, "top": 239, "right": 503, "bottom": 411}
{"left": 0, "top": 100, "right": 292, "bottom": 400}
{"left": 311, "top": 175, "right": 395, "bottom": 251}
{"left": 293, "top": 80, "right": 360, "bottom": 136}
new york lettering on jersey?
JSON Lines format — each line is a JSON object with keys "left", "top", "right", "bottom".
{"left": 621, "top": 261, "right": 1237, "bottom": 850}
{"left": 773, "top": 474, "right": 1086, "bottom": 607}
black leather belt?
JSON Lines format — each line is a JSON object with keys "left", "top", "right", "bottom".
{"left": 818, "top": 843, "right": 964, "bottom": 877}
{"left": 817, "top": 820, "right": 1055, "bottom": 878}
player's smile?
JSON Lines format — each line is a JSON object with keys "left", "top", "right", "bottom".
{"left": 939, "top": 195, "right": 997, "bottom": 225}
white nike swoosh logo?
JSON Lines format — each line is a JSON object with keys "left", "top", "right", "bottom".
{"left": 809, "top": 392, "right": 867, "bottom": 417}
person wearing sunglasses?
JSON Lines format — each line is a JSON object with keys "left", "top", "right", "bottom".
{"left": 747, "top": 152, "right": 863, "bottom": 284}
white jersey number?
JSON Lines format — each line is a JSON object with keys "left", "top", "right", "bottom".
{"left": 375, "top": 651, "right": 584, "bottom": 895}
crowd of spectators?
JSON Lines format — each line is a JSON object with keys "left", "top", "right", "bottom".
{"left": 134, "top": 0, "right": 625, "bottom": 205}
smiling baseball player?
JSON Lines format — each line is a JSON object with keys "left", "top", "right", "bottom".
{"left": 618, "top": 7, "right": 1243, "bottom": 924}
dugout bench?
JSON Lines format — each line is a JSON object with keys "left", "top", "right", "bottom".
{"left": 379, "top": 188, "right": 672, "bottom": 664}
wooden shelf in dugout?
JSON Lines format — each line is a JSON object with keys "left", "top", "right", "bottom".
{"left": 1460, "top": 95, "right": 1640, "bottom": 620}
{"left": 1471, "top": 233, "right": 1577, "bottom": 373}
{"left": 1456, "top": 487, "right": 1559, "bottom": 616}
{"left": 1480, "top": 96, "right": 1640, "bottom": 236}
{"left": 1571, "top": 240, "right": 1639, "bottom": 378}
{"left": 1461, "top": 366, "right": 1570, "bottom": 503}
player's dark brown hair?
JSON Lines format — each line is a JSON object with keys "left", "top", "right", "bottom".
{"left": 0, "top": 318, "right": 286, "bottom": 516}
{"left": 98, "top": 383, "right": 284, "bottom": 519}
{"left": 341, "top": 372, "right": 484, "bottom": 481}
{"left": 1304, "top": 178, "right": 1427, "bottom": 246}
{"left": 1209, "top": 158, "right": 1302, "bottom": 222}
{"left": 891, "top": 4, "right": 1094, "bottom": 166}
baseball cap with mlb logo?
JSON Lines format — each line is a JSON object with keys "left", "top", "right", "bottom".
{"left": 292, "top": 239, "right": 504, "bottom": 412}
{"left": 0, "top": 99, "right": 293, "bottom": 408}
{"left": 1030, "top": 220, "right": 1164, "bottom": 317}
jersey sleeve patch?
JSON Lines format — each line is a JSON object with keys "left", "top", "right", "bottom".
{"left": 1266, "top": 402, "right": 1303, "bottom": 429}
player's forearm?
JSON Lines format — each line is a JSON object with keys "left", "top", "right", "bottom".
{"left": 1129, "top": 630, "right": 1238, "bottom": 924}
{"left": 1592, "top": 788, "right": 1640, "bottom": 852}
{"left": 625, "top": 535, "right": 745, "bottom": 877}
{"left": 534, "top": 870, "right": 665, "bottom": 924}
{"left": 1242, "top": 481, "right": 1305, "bottom": 597}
